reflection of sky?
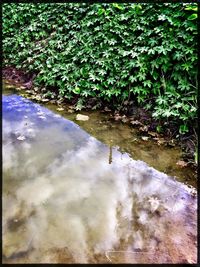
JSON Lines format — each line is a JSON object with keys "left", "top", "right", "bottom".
{"left": 3, "top": 95, "right": 197, "bottom": 264}
{"left": 3, "top": 94, "right": 91, "bottom": 144}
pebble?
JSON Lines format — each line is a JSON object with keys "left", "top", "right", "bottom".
{"left": 76, "top": 114, "right": 89, "bottom": 121}
{"left": 141, "top": 136, "right": 149, "bottom": 141}
{"left": 56, "top": 107, "right": 64, "bottom": 111}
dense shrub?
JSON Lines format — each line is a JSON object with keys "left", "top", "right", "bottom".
{"left": 3, "top": 3, "right": 197, "bottom": 133}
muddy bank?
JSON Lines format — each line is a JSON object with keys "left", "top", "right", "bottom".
{"left": 2, "top": 94, "right": 197, "bottom": 263}
{"left": 3, "top": 80, "right": 197, "bottom": 188}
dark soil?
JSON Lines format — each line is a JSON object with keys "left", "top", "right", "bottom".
{"left": 3, "top": 66, "right": 36, "bottom": 89}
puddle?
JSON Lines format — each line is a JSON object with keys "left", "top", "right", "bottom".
{"left": 2, "top": 93, "right": 197, "bottom": 263}
{"left": 3, "top": 82, "right": 197, "bottom": 188}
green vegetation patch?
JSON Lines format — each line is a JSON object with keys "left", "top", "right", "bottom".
{"left": 3, "top": 3, "right": 197, "bottom": 134}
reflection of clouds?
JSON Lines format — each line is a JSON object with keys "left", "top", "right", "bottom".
{"left": 3, "top": 116, "right": 36, "bottom": 141}
{"left": 3, "top": 95, "right": 197, "bottom": 264}
{"left": 16, "top": 176, "right": 54, "bottom": 206}
{"left": 3, "top": 140, "right": 17, "bottom": 172}
{"left": 3, "top": 138, "right": 197, "bottom": 263}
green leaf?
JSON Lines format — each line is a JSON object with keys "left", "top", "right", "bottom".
{"left": 73, "top": 87, "right": 81, "bottom": 94}
{"left": 188, "top": 14, "right": 197, "bottom": 20}
{"left": 179, "top": 124, "right": 189, "bottom": 134}
{"left": 97, "top": 8, "right": 105, "bottom": 16}
{"left": 2, "top": 2, "right": 197, "bottom": 132}
{"left": 143, "top": 80, "right": 152, "bottom": 88}
{"left": 112, "top": 3, "right": 124, "bottom": 10}
{"left": 185, "top": 5, "right": 197, "bottom": 11}
{"left": 156, "top": 125, "right": 162, "bottom": 133}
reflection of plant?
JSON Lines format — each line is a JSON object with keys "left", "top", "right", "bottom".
{"left": 2, "top": 3, "right": 197, "bottom": 134}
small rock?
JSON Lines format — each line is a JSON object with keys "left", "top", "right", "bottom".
{"left": 69, "top": 105, "right": 74, "bottom": 109}
{"left": 114, "top": 113, "right": 121, "bottom": 121}
{"left": 141, "top": 136, "right": 149, "bottom": 141}
{"left": 6, "top": 84, "right": 15, "bottom": 89}
{"left": 157, "top": 138, "right": 166, "bottom": 145}
{"left": 139, "top": 125, "right": 149, "bottom": 132}
{"left": 35, "top": 95, "right": 42, "bottom": 101}
{"left": 76, "top": 114, "right": 89, "bottom": 121}
{"left": 168, "top": 140, "right": 176, "bottom": 147}
{"left": 41, "top": 99, "right": 49, "bottom": 102}
{"left": 122, "top": 118, "right": 128, "bottom": 123}
{"left": 104, "top": 107, "right": 111, "bottom": 112}
{"left": 57, "top": 100, "right": 63, "bottom": 105}
{"left": 25, "top": 90, "right": 32, "bottom": 93}
{"left": 176, "top": 160, "right": 188, "bottom": 168}
{"left": 56, "top": 107, "right": 64, "bottom": 111}
{"left": 19, "top": 86, "right": 26, "bottom": 90}
{"left": 121, "top": 115, "right": 129, "bottom": 123}
{"left": 131, "top": 138, "right": 138, "bottom": 142}
{"left": 148, "top": 131, "right": 158, "bottom": 137}
{"left": 130, "top": 120, "right": 143, "bottom": 126}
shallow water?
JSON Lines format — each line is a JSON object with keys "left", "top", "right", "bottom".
{"left": 45, "top": 102, "right": 197, "bottom": 188}
{"left": 3, "top": 83, "right": 197, "bottom": 188}
{"left": 2, "top": 93, "right": 197, "bottom": 263}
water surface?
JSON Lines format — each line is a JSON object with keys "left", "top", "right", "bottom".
{"left": 3, "top": 94, "right": 197, "bottom": 263}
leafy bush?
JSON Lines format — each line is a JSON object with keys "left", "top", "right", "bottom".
{"left": 2, "top": 3, "right": 197, "bottom": 133}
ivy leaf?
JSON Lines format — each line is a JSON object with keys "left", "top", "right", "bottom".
{"left": 187, "top": 14, "right": 197, "bottom": 20}
{"left": 2, "top": 2, "right": 197, "bottom": 133}
{"left": 73, "top": 87, "right": 81, "bottom": 94}
{"left": 112, "top": 3, "right": 124, "bottom": 10}
{"left": 107, "top": 77, "right": 115, "bottom": 85}
{"left": 143, "top": 80, "right": 152, "bottom": 88}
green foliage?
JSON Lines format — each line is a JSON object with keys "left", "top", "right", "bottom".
{"left": 75, "top": 98, "right": 85, "bottom": 111}
{"left": 184, "top": 3, "right": 198, "bottom": 20}
{"left": 2, "top": 3, "right": 197, "bottom": 133}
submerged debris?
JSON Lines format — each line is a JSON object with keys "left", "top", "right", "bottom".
{"left": 16, "top": 136, "right": 26, "bottom": 141}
